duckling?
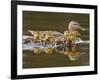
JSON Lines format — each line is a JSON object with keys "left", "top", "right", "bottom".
{"left": 33, "top": 32, "right": 42, "bottom": 43}
{"left": 63, "top": 30, "right": 69, "bottom": 40}
{"left": 45, "top": 48, "right": 53, "bottom": 54}
{"left": 27, "top": 30, "right": 42, "bottom": 43}
{"left": 43, "top": 32, "right": 54, "bottom": 44}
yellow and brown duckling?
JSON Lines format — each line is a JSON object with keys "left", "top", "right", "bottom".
{"left": 43, "top": 32, "right": 54, "bottom": 44}
{"left": 27, "top": 30, "right": 42, "bottom": 43}
{"left": 45, "top": 48, "right": 54, "bottom": 54}
{"left": 33, "top": 32, "right": 42, "bottom": 43}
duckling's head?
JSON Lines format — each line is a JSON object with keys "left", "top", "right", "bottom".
{"left": 34, "top": 32, "right": 40, "bottom": 37}
{"left": 68, "top": 21, "right": 85, "bottom": 31}
{"left": 34, "top": 32, "right": 40, "bottom": 35}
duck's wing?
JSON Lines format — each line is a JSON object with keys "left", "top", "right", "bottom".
{"left": 52, "top": 31, "right": 63, "bottom": 36}
{"left": 27, "top": 30, "right": 63, "bottom": 37}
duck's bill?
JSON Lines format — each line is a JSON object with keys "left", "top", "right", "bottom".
{"left": 80, "top": 27, "right": 86, "bottom": 31}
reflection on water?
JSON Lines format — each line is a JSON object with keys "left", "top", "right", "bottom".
{"left": 23, "top": 43, "right": 86, "bottom": 61}
{"left": 22, "top": 11, "right": 89, "bottom": 69}
{"left": 63, "top": 50, "right": 86, "bottom": 61}
{"left": 23, "top": 41, "right": 89, "bottom": 68}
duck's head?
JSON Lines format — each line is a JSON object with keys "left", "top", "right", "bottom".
{"left": 68, "top": 21, "right": 86, "bottom": 31}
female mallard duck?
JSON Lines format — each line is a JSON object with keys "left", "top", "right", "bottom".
{"left": 64, "top": 21, "right": 86, "bottom": 52}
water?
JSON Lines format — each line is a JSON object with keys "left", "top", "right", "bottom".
{"left": 22, "top": 11, "right": 89, "bottom": 68}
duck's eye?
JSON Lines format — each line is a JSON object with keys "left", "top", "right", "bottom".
{"left": 74, "top": 24, "right": 78, "bottom": 25}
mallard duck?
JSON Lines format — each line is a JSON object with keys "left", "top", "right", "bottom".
{"left": 64, "top": 21, "right": 86, "bottom": 52}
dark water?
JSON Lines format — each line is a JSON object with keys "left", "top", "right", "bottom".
{"left": 22, "top": 11, "right": 89, "bottom": 68}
